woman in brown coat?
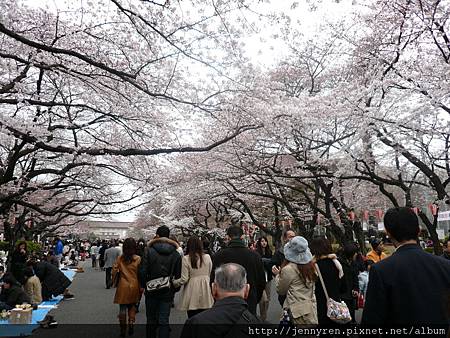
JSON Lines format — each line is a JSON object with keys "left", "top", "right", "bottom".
{"left": 112, "top": 238, "right": 143, "bottom": 337}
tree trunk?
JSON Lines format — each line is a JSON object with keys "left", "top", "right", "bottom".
{"left": 353, "top": 221, "right": 367, "bottom": 254}
{"left": 418, "top": 212, "right": 442, "bottom": 255}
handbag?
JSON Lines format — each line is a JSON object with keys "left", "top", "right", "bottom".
{"left": 357, "top": 292, "right": 365, "bottom": 309}
{"left": 145, "top": 255, "right": 175, "bottom": 292}
{"left": 146, "top": 276, "right": 171, "bottom": 292}
{"left": 315, "top": 263, "right": 352, "bottom": 324}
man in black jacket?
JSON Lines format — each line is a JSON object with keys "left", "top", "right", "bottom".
{"left": 362, "top": 207, "right": 450, "bottom": 334}
{"left": 181, "top": 263, "right": 261, "bottom": 338}
{"left": 140, "top": 226, "right": 182, "bottom": 338}
{"left": 27, "top": 260, "right": 73, "bottom": 300}
{"left": 211, "top": 226, "right": 265, "bottom": 315}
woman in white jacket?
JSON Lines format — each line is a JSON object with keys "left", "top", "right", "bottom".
{"left": 173, "top": 236, "right": 214, "bottom": 318}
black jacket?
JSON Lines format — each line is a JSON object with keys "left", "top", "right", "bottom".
{"left": 340, "top": 258, "right": 359, "bottom": 300}
{"left": 10, "top": 250, "right": 28, "bottom": 284}
{"left": 140, "top": 237, "right": 182, "bottom": 301}
{"left": 315, "top": 258, "right": 346, "bottom": 326}
{"left": 180, "top": 296, "right": 261, "bottom": 338}
{"left": 211, "top": 239, "right": 266, "bottom": 315}
{"left": 34, "top": 261, "right": 71, "bottom": 300}
{"left": 0, "top": 283, "right": 30, "bottom": 307}
{"left": 362, "top": 244, "right": 450, "bottom": 327}
{"left": 442, "top": 251, "right": 450, "bottom": 261}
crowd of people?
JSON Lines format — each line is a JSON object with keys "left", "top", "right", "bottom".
{"left": 104, "top": 207, "right": 450, "bottom": 338}
{"left": 1, "top": 207, "right": 449, "bottom": 338}
{"left": 0, "top": 238, "right": 75, "bottom": 315}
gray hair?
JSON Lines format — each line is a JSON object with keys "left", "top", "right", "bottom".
{"left": 214, "top": 263, "right": 247, "bottom": 292}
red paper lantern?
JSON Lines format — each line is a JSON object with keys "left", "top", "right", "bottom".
{"left": 363, "top": 210, "right": 369, "bottom": 221}
{"left": 376, "top": 209, "right": 384, "bottom": 220}
{"left": 428, "top": 204, "right": 438, "bottom": 216}
{"left": 348, "top": 211, "right": 356, "bottom": 221}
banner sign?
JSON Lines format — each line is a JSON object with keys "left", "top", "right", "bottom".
{"left": 437, "top": 211, "right": 450, "bottom": 222}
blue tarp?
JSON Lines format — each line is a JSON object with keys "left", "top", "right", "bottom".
{"left": 0, "top": 270, "right": 76, "bottom": 337}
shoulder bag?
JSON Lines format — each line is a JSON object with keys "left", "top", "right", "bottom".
{"left": 146, "top": 254, "right": 175, "bottom": 292}
{"left": 315, "top": 263, "right": 352, "bottom": 324}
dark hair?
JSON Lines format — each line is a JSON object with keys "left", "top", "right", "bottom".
{"left": 384, "top": 207, "right": 419, "bottom": 242}
{"left": 23, "top": 266, "right": 34, "bottom": 279}
{"left": 370, "top": 238, "right": 382, "bottom": 250}
{"left": 342, "top": 242, "right": 359, "bottom": 261}
{"left": 122, "top": 238, "right": 137, "bottom": 264}
{"left": 226, "top": 226, "right": 243, "bottom": 239}
{"left": 283, "top": 229, "right": 295, "bottom": 239}
{"left": 156, "top": 225, "right": 170, "bottom": 238}
{"left": 256, "top": 237, "right": 272, "bottom": 257}
{"left": 365, "top": 259, "right": 375, "bottom": 270}
{"left": 310, "top": 236, "right": 333, "bottom": 257}
{"left": 2, "top": 273, "right": 18, "bottom": 285}
{"left": 281, "top": 260, "right": 316, "bottom": 282}
{"left": 16, "top": 241, "right": 27, "bottom": 252}
{"left": 186, "top": 236, "right": 204, "bottom": 269}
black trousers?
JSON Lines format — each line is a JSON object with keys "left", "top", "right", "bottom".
{"left": 105, "top": 267, "right": 112, "bottom": 288}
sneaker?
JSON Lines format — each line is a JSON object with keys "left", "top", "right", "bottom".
{"left": 48, "top": 319, "right": 58, "bottom": 328}
{"left": 37, "top": 315, "right": 53, "bottom": 325}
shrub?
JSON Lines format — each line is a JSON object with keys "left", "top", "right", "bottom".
{"left": 0, "top": 241, "right": 42, "bottom": 253}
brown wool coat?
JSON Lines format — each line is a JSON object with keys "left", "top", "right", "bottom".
{"left": 112, "top": 254, "right": 142, "bottom": 305}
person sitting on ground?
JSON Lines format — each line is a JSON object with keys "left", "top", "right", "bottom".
{"left": 23, "top": 266, "right": 42, "bottom": 304}
{"left": 181, "top": 263, "right": 261, "bottom": 338}
{"left": 0, "top": 273, "right": 30, "bottom": 311}
{"left": 27, "top": 260, "right": 74, "bottom": 301}
{"left": 366, "top": 239, "right": 387, "bottom": 263}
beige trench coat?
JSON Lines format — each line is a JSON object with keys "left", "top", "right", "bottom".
{"left": 112, "top": 254, "right": 142, "bottom": 305}
{"left": 276, "top": 262, "right": 318, "bottom": 325}
{"left": 173, "top": 254, "right": 214, "bottom": 311}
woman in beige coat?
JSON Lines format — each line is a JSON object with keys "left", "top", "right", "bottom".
{"left": 23, "top": 267, "right": 42, "bottom": 304}
{"left": 272, "top": 236, "right": 318, "bottom": 326}
{"left": 173, "top": 236, "right": 214, "bottom": 318}
{"left": 112, "top": 238, "right": 143, "bottom": 337}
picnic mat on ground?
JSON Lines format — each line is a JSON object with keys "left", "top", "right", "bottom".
{"left": 0, "top": 270, "right": 76, "bottom": 337}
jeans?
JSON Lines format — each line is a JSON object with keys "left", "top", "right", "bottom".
{"left": 105, "top": 267, "right": 112, "bottom": 288}
{"left": 145, "top": 296, "right": 171, "bottom": 338}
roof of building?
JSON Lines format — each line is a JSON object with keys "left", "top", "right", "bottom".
{"left": 80, "top": 220, "right": 133, "bottom": 229}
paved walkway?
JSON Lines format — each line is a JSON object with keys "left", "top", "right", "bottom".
{"left": 32, "top": 259, "right": 361, "bottom": 337}
{"left": 32, "top": 259, "right": 282, "bottom": 337}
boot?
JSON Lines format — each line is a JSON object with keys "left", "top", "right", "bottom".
{"left": 128, "top": 306, "right": 136, "bottom": 336}
{"left": 118, "top": 314, "right": 127, "bottom": 337}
